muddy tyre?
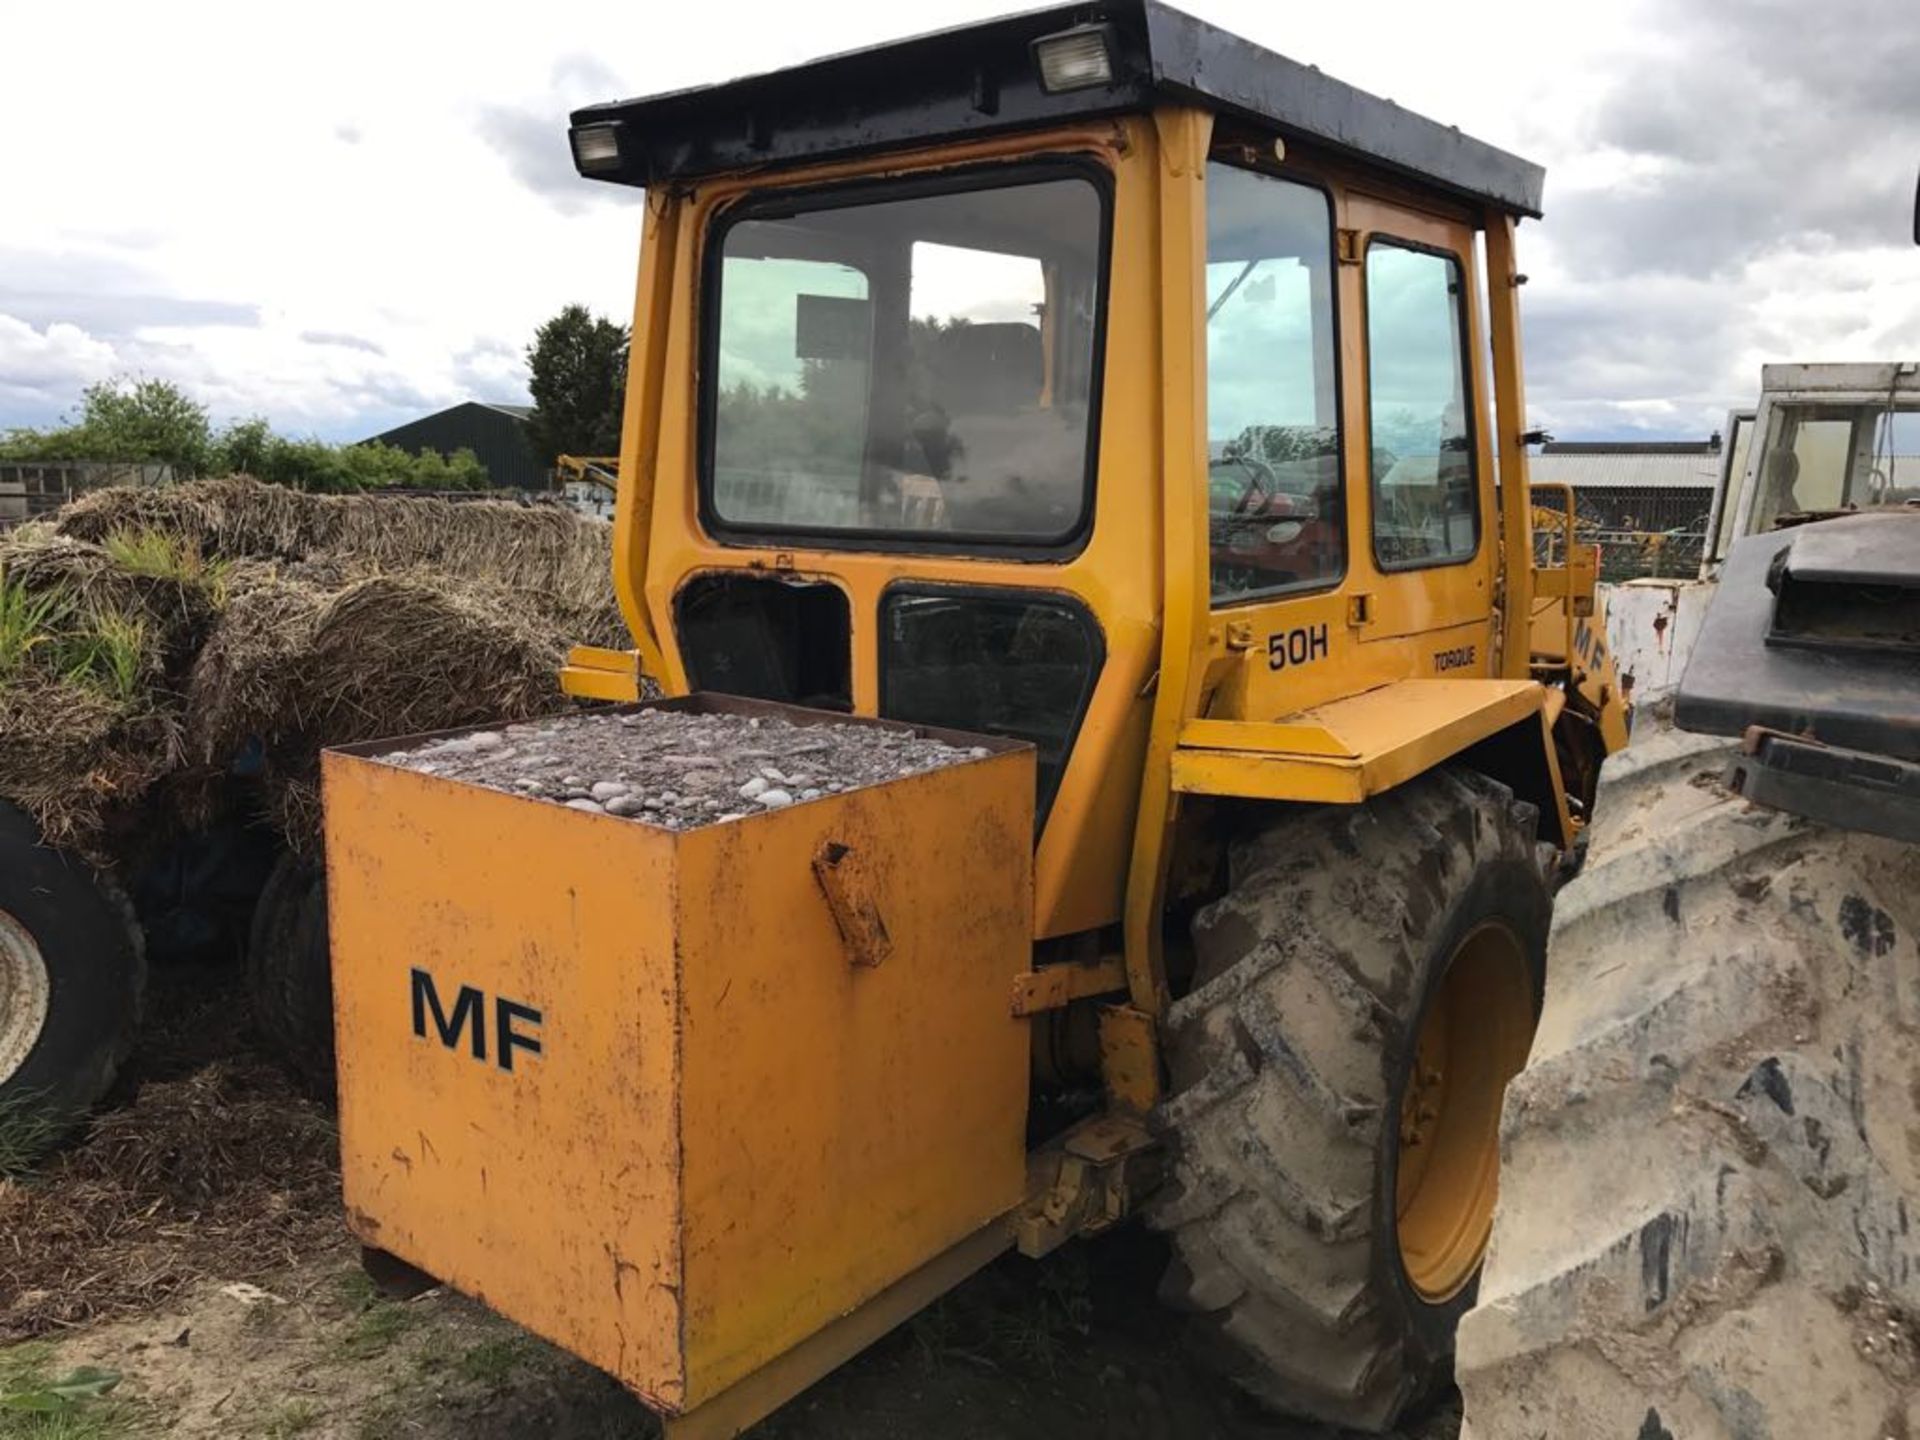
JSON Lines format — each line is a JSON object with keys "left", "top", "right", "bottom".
{"left": 1150, "top": 768, "right": 1549, "bottom": 1430}
{"left": 0, "top": 803, "right": 145, "bottom": 1157}
{"left": 1458, "top": 726, "right": 1920, "bottom": 1439}
{"left": 248, "top": 851, "right": 335, "bottom": 1094}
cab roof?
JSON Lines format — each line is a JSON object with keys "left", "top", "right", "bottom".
{"left": 568, "top": 0, "right": 1545, "bottom": 218}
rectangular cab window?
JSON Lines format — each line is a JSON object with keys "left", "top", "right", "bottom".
{"left": 1204, "top": 163, "right": 1344, "bottom": 601}
{"left": 878, "top": 588, "right": 1102, "bottom": 827}
{"left": 1366, "top": 243, "right": 1479, "bottom": 568}
{"left": 1748, "top": 402, "right": 1920, "bottom": 534}
{"left": 707, "top": 170, "right": 1106, "bottom": 549}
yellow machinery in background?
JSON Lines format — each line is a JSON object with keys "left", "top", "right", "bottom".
{"left": 326, "top": 4, "right": 1627, "bottom": 1435}
{"left": 553, "top": 453, "right": 619, "bottom": 494}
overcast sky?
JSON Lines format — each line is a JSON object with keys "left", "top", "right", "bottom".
{"left": 5, "top": 0, "right": 1917, "bottom": 443}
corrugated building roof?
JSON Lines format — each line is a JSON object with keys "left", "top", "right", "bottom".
{"left": 1530, "top": 447, "right": 1721, "bottom": 491}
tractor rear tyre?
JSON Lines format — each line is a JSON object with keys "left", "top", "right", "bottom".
{"left": 0, "top": 803, "right": 145, "bottom": 1158}
{"left": 1151, "top": 768, "right": 1549, "bottom": 1430}
{"left": 247, "top": 851, "right": 335, "bottom": 1094}
{"left": 1458, "top": 726, "right": 1920, "bottom": 1439}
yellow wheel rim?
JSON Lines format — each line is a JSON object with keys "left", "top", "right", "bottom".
{"left": 1395, "top": 919, "right": 1535, "bottom": 1303}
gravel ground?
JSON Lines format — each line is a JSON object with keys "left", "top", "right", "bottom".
{"left": 374, "top": 708, "right": 989, "bottom": 830}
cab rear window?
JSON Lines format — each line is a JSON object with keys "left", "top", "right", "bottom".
{"left": 878, "top": 586, "right": 1102, "bottom": 827}
{"left": 703, "top": 166, "right": 1109, "bottom": 553}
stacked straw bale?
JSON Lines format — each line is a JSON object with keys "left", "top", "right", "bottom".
{"left": 0, "top": 479, "right": 624, "bottom": 862}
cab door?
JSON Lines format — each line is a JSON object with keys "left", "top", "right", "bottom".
{"left": 1198, "top": 157, "right": 1353, "bottom": 716}
{"left": 1343, "top": 195, "right": 1499, "bottom": 659}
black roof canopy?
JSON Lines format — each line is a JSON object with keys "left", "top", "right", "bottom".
{"left": 569, "top": 1, "right": 1545, "bottom": 218}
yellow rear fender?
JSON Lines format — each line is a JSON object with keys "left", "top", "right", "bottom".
{"left": 1173, "top": 677, "right": 1574, "bottom": 849}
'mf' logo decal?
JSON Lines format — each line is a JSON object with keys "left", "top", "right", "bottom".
{"left": 409, "top": 967, "right": 543, "bottom": 1072}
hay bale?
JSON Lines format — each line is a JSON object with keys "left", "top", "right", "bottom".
{"left": 0, "top": 528, "right": 221, "bottom": 667}
{"left": 189, "top": 571, "right": 569, "bottom": 759}
{"left": 296, "top": 573, "right": 569, "bottom": 734}
{"left": 0, "top": 478, "right": 623, "bottom": 861}
{"left": 58, "top": 477, "right": 621, "bottom": 638}
{"left": 186, "top": 571, "right": 580, "bottom": 853}
{"left": 185, "top": 577, "right": 330, "bottom": 768}
{"left": 0, "top": 678, "right": 185, "bottom": 858}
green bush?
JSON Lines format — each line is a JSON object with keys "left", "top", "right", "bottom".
{"left": 210, "top": 421, "right": 490, "bottom": 494}
{"left": 1, "top": 381, "right": 496, "bottom": 495}
{"left": 0, "top": 378, "right": 212, "bottom": 475}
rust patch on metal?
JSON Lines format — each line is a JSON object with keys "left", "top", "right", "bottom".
{"left": 812, "top": 840, "right": 892, "bottom": 968}
{"left": 1098, "top": 1004, "right": 1162, "bottom": 1113}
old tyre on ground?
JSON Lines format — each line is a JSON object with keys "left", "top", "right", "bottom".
{"left": 1150, "top": 768, "right": 1549, "bottom": 1430}
{"left": 1458, "top": 726, "right": 1920, "bottom": 1439}
{"left": 248, "top": 850, "right": 335, "bottom": 1094}
{"left": 0, "top": 802, "right": 146, "bottom": 1156}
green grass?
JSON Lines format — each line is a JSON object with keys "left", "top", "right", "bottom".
{"left": 0, "top": 1345, "right": 54, "bottom": 1394}
{"left": 0, "top": 1344, "right": 130, "bottom": 1440}
{"left": 332, "top": 1268, "right": 380, "bottom": 1311}
{"left": 331, "top": 1299, "right": 414, "bottom": 1361}
{"left": 0, "top": 576, "right": 155, "bottom": 707}
{"left": 260, "top": 1398, "right": 322, "bottom": 1438}
{"left": 55, "top": 611, "right": 147, "bottom": 706}
{"left": 99, "top": 528, "right": 226, "bottom": 588}
{"left": 350, "top": 1397, "right": 411, "bottom": 1440}
{"left": 411, "top": 1333, "right": 532, "bottom": 1389}
{"left": 0, "top": 1094, "right": 68, "bottom": 1178}
{"left": 0, "top": 1411, "right": 120, "bottom": 1440}
{"left": 328, "top": 1269, "right": 416, "bottom": 1361}
{"left": 99, "top": 527, "right": 232, "bottom": 610}
{"left": 452, "top": 1337, "right": 530, "bottom": 1388}
{"left": 0, "top": 579, "right": 70, "bottom": 682}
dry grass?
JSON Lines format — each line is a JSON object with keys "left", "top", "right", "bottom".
{"left": 56, "top": 479, "right": 618, "bottom": 638}
{"left": 0, "top": 969, "right": 342, "bottom": 1343}
{"left": 0, "top": 677, "right": 184, "bottom": 859}
{"left": 0, "top": 479, "right": 622, "bottom": 862}
{"left": 187, "top": 570, "right": 576, "bottom": 853}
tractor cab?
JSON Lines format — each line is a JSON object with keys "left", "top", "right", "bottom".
{"left": 1704, "top": 361, "right": 1920, "bottom": 575}
{"left": 560, "top": 0, "right": 1615, "bottom": 924}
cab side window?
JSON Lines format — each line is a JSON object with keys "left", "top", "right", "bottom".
{"left": 1366, "top": 243, "right": 1478, "bottom": 568}
{"left": 1204, "top": 163, "right": 1344, "bottom": 601}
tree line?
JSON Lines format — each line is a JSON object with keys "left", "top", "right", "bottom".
{"left": 0, "top": 303, "right": 632, "bottom": 494}
{"left": 0, "top": 378, "right": 490, "bottom": 493}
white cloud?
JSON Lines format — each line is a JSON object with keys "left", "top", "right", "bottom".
{"left": 0, "top": 316, "right": 117, "bottom": 416}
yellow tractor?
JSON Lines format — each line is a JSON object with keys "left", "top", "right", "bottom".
{"left": 322, "top": 4, "right": 1626, "bottom": 1433}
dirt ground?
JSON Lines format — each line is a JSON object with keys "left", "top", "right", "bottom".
{"left": 1, "top": 962, "right": 1462, "bottom": 1440}
{"left": 10, "top": 1245, "right": 1464, "bottom": 1440}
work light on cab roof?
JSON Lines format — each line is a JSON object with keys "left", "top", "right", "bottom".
{"left": 569, "top": 120, "right": 623, "bottom": 174}
{"left": 1032, "top": 23, "right": 1117, "bottom": 92}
